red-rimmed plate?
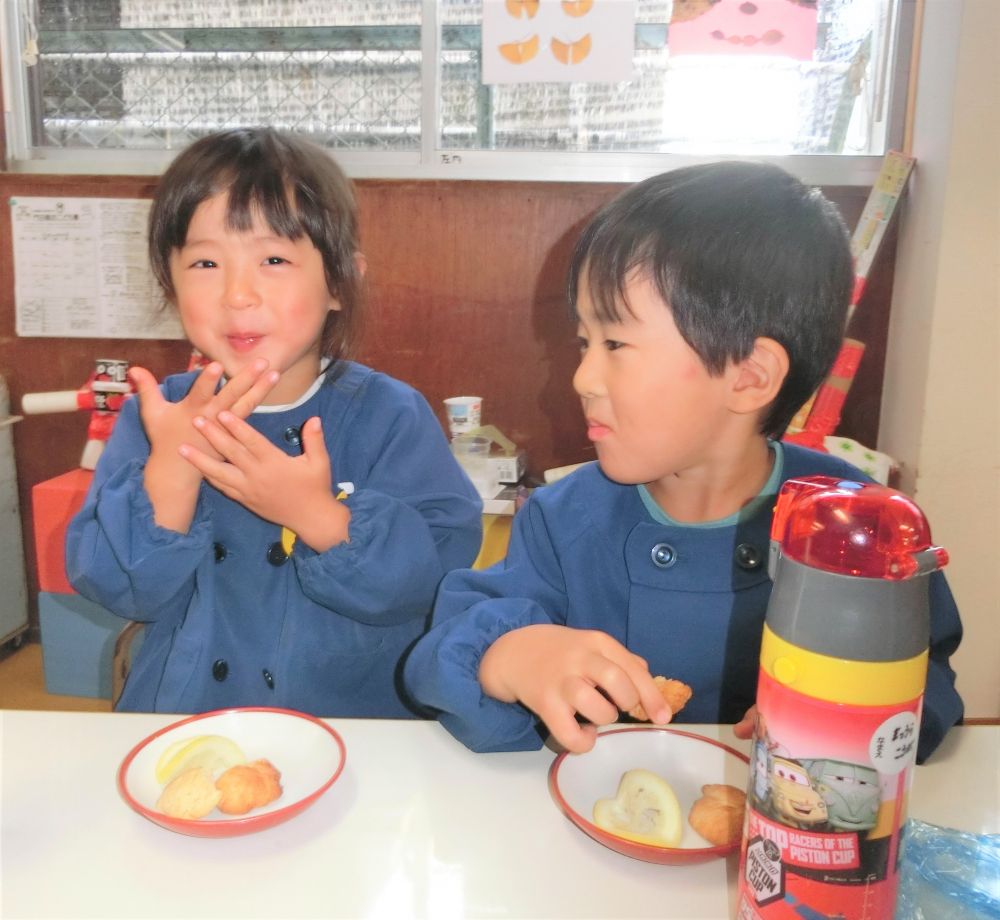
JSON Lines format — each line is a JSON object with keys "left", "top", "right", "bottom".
{"left": 549, "top": 726, "right": 749, "bottom": 865}
{"left": 118, "top": 707, "right": 346, "bottom": 838}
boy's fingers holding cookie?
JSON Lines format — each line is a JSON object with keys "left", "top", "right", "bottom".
{"left": 628, "top": 675, "right": 692, "bottom": 723}
{"left": 628, "top": 676, "right": 673, "bottom": 725}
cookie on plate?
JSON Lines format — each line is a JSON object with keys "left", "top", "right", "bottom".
{"left": 156, "top": 766, "right": 222, "bottom": 819}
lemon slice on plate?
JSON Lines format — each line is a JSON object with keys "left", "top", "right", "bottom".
{"left": 593, "top": 768, "right": 683, "bottom": 847}
{"left": 154, "top": 734, "right": 247, "bottom": 785}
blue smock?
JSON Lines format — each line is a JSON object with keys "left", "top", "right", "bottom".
{"left": 66, "top": 361, "right": 483, "bottom": 717}
{"left": 403, "top": 443, "right": 963, "bottom": 762}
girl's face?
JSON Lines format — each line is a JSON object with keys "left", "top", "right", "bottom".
{"left": 170, "top": 192, "right": 338, "bottom": 405}
{"left": 572, "top": 271, "right": 741, "bottom": 493}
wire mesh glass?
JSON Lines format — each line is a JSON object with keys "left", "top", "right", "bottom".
{"left": 26, "top": 0, "right": 893, "bottom": 157}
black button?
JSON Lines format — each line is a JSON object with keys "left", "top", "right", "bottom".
{"left": 262, "top": 669, "right": 275, "bottom": 690}
{"left": 735, "top": 542, "right": 763, "bottom": 571}
{"left": 212, "top": 659, "right": 229, "bottom": 681}
{"left": 214, "top": 542, "right": 227, "bottom": 563}
{"left": 651, "top": 543, "right": 676, "bottom": 568}
{"left": 283, "top": 426, "right": 302, "bottom": 447}
{"left": 266, "top": 541, "right": 288, "bottom": 566}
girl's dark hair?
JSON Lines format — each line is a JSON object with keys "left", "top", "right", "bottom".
{"left": 148, "top": 127, "right": 364, "bottom": 360}
{"left": 567, "top": 161, "right": 854, "bottom": 438}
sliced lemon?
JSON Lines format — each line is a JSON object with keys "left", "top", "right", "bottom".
{"left": 154, "top": 734, "right": 247, "bottom": 785}
{"left": 154, "top": 737, "right": 192, "bottom": 778}
{"left": 593, "top": 768, "right": 683, "bottom": 847}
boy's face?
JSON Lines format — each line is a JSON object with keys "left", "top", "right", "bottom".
{"left": 169, "top": 192, "right": 338, "bottom": 405}
{"left": 573, "top": 272, "right": 739, "bottom": 490}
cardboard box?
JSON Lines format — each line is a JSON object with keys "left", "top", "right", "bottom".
{"left": 487, "top": 450, "right": 526, "bottom": 485}
{"left": 32, "top": 468, "right": 93, "bottom": 594}
{"left": 39, "top": 591, "right": 124, "bottom": 699}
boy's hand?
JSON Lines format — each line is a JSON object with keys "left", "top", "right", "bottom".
{"left": 181, "top": 413, "right": 349, "bottom": 552}
{"left": 131, "top": 360, "right": 278, "bottom": 531}
{"left": 478, "top": 624, "right": 674, "bottom": 754}
{"left": 733, "top": 705, "right": 757, "bottom": 740}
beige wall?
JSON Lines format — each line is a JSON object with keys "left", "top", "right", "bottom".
{"left": 881, "top": 0, "right": 1000, "bottom": 718}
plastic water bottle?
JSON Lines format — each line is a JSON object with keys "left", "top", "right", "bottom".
{"left": 736, "top": 476, "right": 948, "bottom": 920}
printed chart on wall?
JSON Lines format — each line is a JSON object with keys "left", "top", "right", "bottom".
{"left": 10, "top": 196, "right": 184, "bottom": 339}
{"left": 482, "top": 0, "right": 636, "bottom": 84}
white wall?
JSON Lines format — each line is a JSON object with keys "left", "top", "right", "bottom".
{"left": 880, "top": 0, "right": 1000, "bottom": 719}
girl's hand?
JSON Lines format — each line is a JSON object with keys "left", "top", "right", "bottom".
{"left": 478, "top": 624, "right": 673, "bottom": 754}
{"left": 181, "top": 412, "right": 350, "bottom": 552}
{"left": 131, "top": 359, "right": 278, "bottom": 531}
{"left": 131, "top": 359, "right": 279, "bottom": 469}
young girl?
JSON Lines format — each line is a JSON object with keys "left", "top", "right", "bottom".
{"left": 66, "top": 127, "right": 482, "bottom": 717}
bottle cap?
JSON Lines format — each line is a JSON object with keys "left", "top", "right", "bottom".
{"left": 771, "top": 476, "right": 948, "bottom": 580}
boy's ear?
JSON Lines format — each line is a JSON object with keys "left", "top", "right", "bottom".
{"left": 729, "top": 337, "right": 789, "bottom": 414}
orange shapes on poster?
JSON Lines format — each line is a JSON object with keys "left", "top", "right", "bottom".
{"left": 499, "top": 34, "right": 540, "bottom": 64}
{"left": 505, "top": 0, "right": 540, "bottom": 18}
{"left": 551, "top": 33, "right": 592, "bottom": 64}
{"left": 561, "top": 0, "right": 595, "bottom": 16}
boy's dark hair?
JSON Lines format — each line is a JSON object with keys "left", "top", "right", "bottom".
{"left": 567, "top": 161, "right": 853, "bottom": 438}
{"left": 148, "top": 127, "right": 364, "bottom": 361}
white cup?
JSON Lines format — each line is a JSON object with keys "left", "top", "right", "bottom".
{"left": 443, "top": 396, "right": 482, "bottom": 438}
{"left": 450, "top": 434, "right": 497, "bottom": 498}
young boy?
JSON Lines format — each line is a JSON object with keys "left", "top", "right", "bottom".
{"left": 403, "top": 161, "right": 963, "bottom": 763}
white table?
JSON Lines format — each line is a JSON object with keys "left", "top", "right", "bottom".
{"left": 1, "top": 713, "right": 996, "bottom": 920}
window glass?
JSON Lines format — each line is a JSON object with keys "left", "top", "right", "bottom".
{"left": 440, "top": 0, "right": 889, "bottom": 155}
{"left": 31, "top": 0, "right": 423, "bottom": 151}
{"left": 6, "top": 0, "right": 901, "bottom": 173}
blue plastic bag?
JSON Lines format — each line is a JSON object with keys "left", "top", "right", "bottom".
{"left": 896, "top": 819, "right": 1000, "bottom": 919}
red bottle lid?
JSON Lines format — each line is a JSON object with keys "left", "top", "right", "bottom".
{"left": 771, "top": 476, "right": 948, "bottom": 580}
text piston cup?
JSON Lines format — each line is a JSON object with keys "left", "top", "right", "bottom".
{"left": 737, "top": 476, "right": 947, "bottom": 920}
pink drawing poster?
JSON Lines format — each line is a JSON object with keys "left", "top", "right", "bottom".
{"left": 669, "top": 0, "right": 818, "bottom": 60}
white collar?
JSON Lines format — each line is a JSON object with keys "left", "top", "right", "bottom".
{"left": 251, "top": 358, "right": 331, "bottom": 414}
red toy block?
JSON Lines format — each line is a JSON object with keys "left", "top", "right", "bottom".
{"left": 32, "top": 469, "right": 93, "bottom": 594}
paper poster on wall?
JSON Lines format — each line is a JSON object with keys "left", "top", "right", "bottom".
{"left": 667, "top": 0, "right": 818, "bottom": 59}
{"left": 11, "top": 196, "right": 184, "bottom": 340}
{"left": 482, "top": 0, "right": 636, "bottom": 85}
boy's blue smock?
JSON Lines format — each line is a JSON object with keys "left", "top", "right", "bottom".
{"left": 66, "top": 361, "right": 483, "bottom": 717}
{"left": 403, "top": 444, "right": 963, "bottom": 761}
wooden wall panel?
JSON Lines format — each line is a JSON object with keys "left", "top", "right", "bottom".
{"left": 0, "top": 173, "right": 884, "bottom": 632}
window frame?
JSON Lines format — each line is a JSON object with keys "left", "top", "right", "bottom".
{"left": 0, "top": 0, "right": 914, "bottom": 187}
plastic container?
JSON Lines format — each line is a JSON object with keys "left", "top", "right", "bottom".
{"left": 450, "top": 434, "right": 498, "bottom": 498}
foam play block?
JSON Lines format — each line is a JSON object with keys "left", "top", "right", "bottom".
{"left": 38, "top": 591, "right": 124, "bottom": 699}
{"left": 32, "top": 468, "right": 93, "bottom": 594}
